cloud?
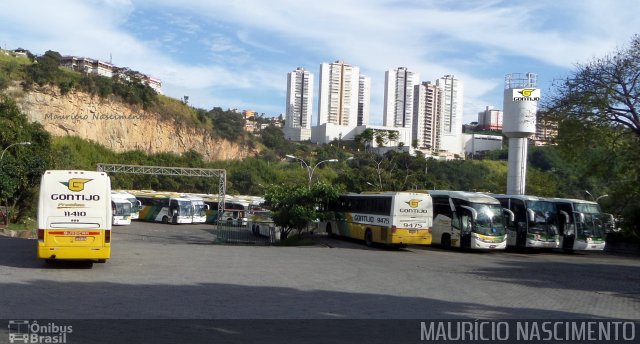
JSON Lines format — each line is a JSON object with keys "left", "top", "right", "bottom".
{"left": 2, "top": 0, "right": 639, "bottom": 122}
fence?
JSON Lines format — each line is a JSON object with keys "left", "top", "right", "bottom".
{"left": 212, "top": 220, "right": 279, "bottom": 245}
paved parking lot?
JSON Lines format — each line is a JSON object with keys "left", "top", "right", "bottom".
{"left": 0, "top": 220, "right": 638, "bottom": 320}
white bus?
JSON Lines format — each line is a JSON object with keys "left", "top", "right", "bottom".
{"left": 183, "top": 195, "right": 209, "bottom": 224}
{"left": 203, "top": 195, "right": 251, "bottom": 226}
{"left": 38, "top": 170, "right": 112, "bottom": 263}
{"left": 113, "top": 190, "right": 142, "bottom": 220}
{"left": 110, "top": 192, "right": 132, "bottom": 226}
{"left": 135, "top": 192, "right": 194, "bottom": 224}
{"left": 548, "top": 198, "right": 607, "bottom": 251}
{"left": 430, "top": 191, "right": 510, "bottom": 250}
{"left": 320, "top": 191, "right": 433, "bottom": 247}
{"left": 491, "top": 194, "right": 560, "bottom": 249}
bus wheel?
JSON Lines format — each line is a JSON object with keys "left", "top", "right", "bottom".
{"left": 162, "top": 216, "right": 169, "bottom": 224}
{"left": 96, "top": 259, "right": 107, "bottom": 263}
{"left": 442, "top": 234, "right": 451, "bottom": 249}
{"left": 326, "top": 223, "right": 334, "bottom": 238}
{"left": 364, "top": 229, "right": 373, "bottom": 247}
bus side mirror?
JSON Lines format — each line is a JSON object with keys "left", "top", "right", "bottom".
{"left": 560, "top": 210, "right": 570, "bottom": 224}
{"left": 459, "top": 205, "right": 477, "bottom": 221}
{"left": 575, "top": 212, "right": 585, "bottom": 224}
{"left": 527, "top": 209, "right": 536, "bottom": 223}
{"left": 172, "top": 209, "right": 178, "bottom": 216}
{"left": 503, "top": 208, "right": 515, "bottom": 223}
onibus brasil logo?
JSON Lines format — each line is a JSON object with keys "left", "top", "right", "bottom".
{"left": 60, "top": 178, "right": 92, "bottom": 192}
{"left": 7, "top": 320, "right": 72, "bottom": 343}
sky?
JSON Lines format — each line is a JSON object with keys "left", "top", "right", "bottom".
{"left": 2, "top": 0, "right": 639, "bottom": 125}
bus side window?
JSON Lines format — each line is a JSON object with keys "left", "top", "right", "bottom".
{"left": 460, "top": 213, "right": 471, "bottom": 233}
{"left": 452, "top": 211, "right": 461, "bottom": 231}
{"left": 512, "top": 200, "right": 526, "bottom": 230}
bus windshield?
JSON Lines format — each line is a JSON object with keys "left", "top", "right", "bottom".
{"left": 113, "top": 202, "right": 132, "bottom": 216}
{"left": 471, "top": 203, "right": 506, "bottom": 236}
{"left": 527, "top": 200, "right": 559, "bottom": 235}
{"left": 126, "top": 197, "right": 141, "bottom": 212}
{"left": 194, "top": 203, "right": 208, "bottom": 216}
{"left": 178, "top": 200, "right": 194, "bottom": 216}
{"left": 574, "top": 203, "right": 606, "bottom": 238}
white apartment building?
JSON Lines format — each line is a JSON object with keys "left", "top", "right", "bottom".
{"left": 317, "top": 60, "right": 360, "bottom": 127}
{"left": 284, "top": 67, "right": 313, "bottom": 141}
{"left": 412, "top": 81, "right": 441, "bottom": 151}
{"left": 436, "top": 75, "right": 464, "bottom": 156}
{"left": 383, "top": 67, "right": 420, "bottom": 128}
{"left": 357, "top": 75, "right": 371, "bottom": 126}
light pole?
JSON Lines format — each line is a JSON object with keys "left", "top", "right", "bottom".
{"left": 0, "top": 142, "right": 31, "bottom": 224}
{"left": 585, "top": 190, "right": 609, "bottom": 203}
{"left": 0, "top": 142, "right": 31, "bottom": 165}
{"left": 285, "top": 155, "right": 338, "bottom": 188}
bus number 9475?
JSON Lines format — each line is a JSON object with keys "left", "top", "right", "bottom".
{"left": 402, "top": 223, "right": 423, "bottom": 229}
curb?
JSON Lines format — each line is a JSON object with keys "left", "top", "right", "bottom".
{"left": 0, "top": 228, "right": 37, "bottom": 239}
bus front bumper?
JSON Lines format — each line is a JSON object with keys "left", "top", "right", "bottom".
{"left": 527, "top": 239, "right": 560, "bottom": 249}
{"left": 472, "top": 239, "right": 507, "bottom": 250}
{"left": 38, "top": 246, "right": 111, "bottom": 260}
{"left": 574, "top": 240, "right": 606, "bottom": 251}
{"left": 391, "top": 234, "right": 432, "bottom": 245}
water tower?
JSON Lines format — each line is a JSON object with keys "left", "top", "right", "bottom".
{"left": 502, "top": 73, "right": 540, "bottom": 195}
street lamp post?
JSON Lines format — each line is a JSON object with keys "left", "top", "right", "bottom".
{"left": 0, "top": 142, "right": 31, "bottom": 164}
{"left": 585, "top": 190, "right": 609, "bottom": 203}
{"left": 285, "top": 155, "right": 338, "bottom": 188}
{"left": 0, "top": 142, "right": 31, "bottom": 225}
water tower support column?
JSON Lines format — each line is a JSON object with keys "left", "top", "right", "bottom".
{"left": 507, "top": 137, "right": 528, "bottom": 195}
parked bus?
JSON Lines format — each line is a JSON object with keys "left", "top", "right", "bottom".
{"left": 110, "top": 192, "right": 132, "bottom": 226}
{"left": 203, "top": 195, "right": 250, "bottom": 225}
{"left": 430, "top": 191, "right": 510, "bottom": 250}
{"left": 320, "top": 191, "right": 433, "bottom": 247}
{"left": 548, "top": 198, "right": 607, "bottom": 251}
{"left": 135, "top": 193, "right": 194, "bottom": 224}
{"left": 183, "top": 195, "right": 209, "bottom": 224}
{"left": 113, "top": 190, "right": 142, "bottom": 220}
{"left": 38, "top": 170, "right": 112, "bottom": 263}
{"left": 491, "top": 194, "right": 560, "bottom": 249}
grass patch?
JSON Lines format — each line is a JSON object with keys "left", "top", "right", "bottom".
{"left": 274, "top": 235, "right": 317, "bottom": 246}
{"left": 5, "top": 217, "right": 36, "bottom": 231}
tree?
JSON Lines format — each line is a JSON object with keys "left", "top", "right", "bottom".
{"left": 0, "top": 95, "right": 52, "bottom": 222}
{"left": 264, "top": 182, "right": 341, "bottom": 239}
{"left": 354, "top": 128, "right": 374, "bottom": 151}
{"left": 545, "top": 35, "right": 640, "bottom": 136}
{"left": 544, "top": 35, "right": 640, "bottom": 238}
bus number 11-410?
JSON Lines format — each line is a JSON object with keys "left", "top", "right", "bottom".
{"left": 64, "top": 211, "right": 87, "bottom": 217}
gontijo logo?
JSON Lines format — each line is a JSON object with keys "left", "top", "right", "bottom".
{"left": 518, "top": 88, "right": 536, "bottom": 97}
{"left": 60, "top": 178, "right": 92, "bottom": 192}
{"left": 405, "top": 199, "right": 422, "bottom": 208}
{"left": 513, "top": 88, "right": 540, "bottom": 101}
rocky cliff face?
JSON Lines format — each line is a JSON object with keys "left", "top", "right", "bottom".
{"left": 11, "top": 87, "right": 255, "bottom": 161}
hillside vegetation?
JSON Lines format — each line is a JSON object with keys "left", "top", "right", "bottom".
{"left": 1, "top": 38, "right": 639, "bottom": 241}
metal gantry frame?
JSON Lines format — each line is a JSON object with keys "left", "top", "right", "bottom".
{"left": 96, "top": 163, "right": 226, "bottom": 223}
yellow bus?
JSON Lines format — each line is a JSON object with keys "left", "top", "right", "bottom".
{"left": 320, "top": 191, "right": 433, "bottom": 247}
{"left": 37, "top": 170, "right": 112, "bottom": 264}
